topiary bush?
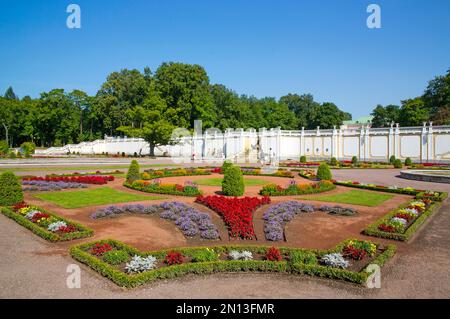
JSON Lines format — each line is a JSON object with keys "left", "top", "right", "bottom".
{"left": 126, "top": 160, "right": 140, "bottom": 183}
{"left": 0, "top": 171, "right": 24, "bottom": 206}
{"left": 221, "top": 165, "right": 244, "bottom": 196}
{"left": 389, "top": 155, "right": 396, "bottom": 164}
{"left": 316, "top": 163, "right": 332, "bottom": 180}
{"left": 405, "top": 157, "right": 412, "bottom": 166}
{"left": 300, "top": 155, "right": 307, "bottom": 163}
{"left": 351, "top": 156, "right": 358, "bottom": 165}
{"left": 221, "top": 160, "right": 233, "bottom": 174}
{"left": 393, "top": 159, "right": 403, "bottom": 168}
{"left": 330, "top": 157, "right": 338, "bottom": 166}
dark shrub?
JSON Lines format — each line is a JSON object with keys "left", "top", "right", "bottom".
{"left": 126, "top": 160, "right": 140, "bottom": 183}
{"left": 300, "top": 155, "right": 307, "bottom": 163}
{"left": 222, "top": 165, "right": 244, "bottom": 196}
{"left": 393, "top": 159, "right": 403, "bottom": 168}
{"left": 389, "top": 155, "right": 396, "bottom": 164}
{"left": 351, "top": 156, "right": 358, "bottom": 164}
{"left": 405, "top": 157, "right": 412, "bottom": 166}
{"left": 0, "top": 140, "right": 9, "bottom": 157}
{"left": 0, "top": 171, "right": 24, "bottom": 206}
{"left": 316, "top": 163, "right": 332, "bottom": 180}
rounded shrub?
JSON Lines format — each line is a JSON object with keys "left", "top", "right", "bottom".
{"left": 20, "top": 142, "right": 36, "bottom": 156}
{"left": 300, "top": 155, "right": 307, "bottom": 163}
{"left": 393, "top": 159, "right": 403, "bottom": 168}
{"left": 316, "top": 163, "right": 332, "bottom": 180}
{"left": 351, "top": 156, "right": 358, "bottom": 165}
{"left": 330, "top": 157, "right": 338, "bottom": 166}
{"left": 389, "top": 155, "right": 396, "bottom": 164}
{"left": 0, "top": 171, "right": 24, "bottom": 206}
{"left": 102, "top": 250, "right": 129, "bottom": 265}
{"left": 126, "top": 160, "right": 140, "bottom": 183}
{"left": 222, "top": 165, "right": 244, "bottom": 196}
{"left": 0, "top": 140, "right": 9, "bottom": 157}
{"left": 221, "top": 160, "right": 233, "bottom": 174}
{"left": 8, "top": 151, "right": 16, "bottom": 159}
{"left": 405, "top": 157, "right": 412, "bottom": 166}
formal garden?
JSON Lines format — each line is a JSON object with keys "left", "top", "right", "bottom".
{"left": 0, "top": 159, "right": 447, "bottom": 289}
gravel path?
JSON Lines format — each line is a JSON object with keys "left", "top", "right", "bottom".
{"left": 1, "top": 169, "right": 449, "bottom": 298}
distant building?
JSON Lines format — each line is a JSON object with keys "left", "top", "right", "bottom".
{"left": 342, "top": 115, "right": 373, "bottom": 129}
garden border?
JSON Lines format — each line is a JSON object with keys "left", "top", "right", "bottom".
{"left": 70, "top": 238, "right": 396, "bottom": 288}
{"left": 1, "top": 206, "right": 93, "bottom": 242}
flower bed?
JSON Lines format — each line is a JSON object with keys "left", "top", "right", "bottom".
{"left": 364, "top": 199, "right": 441, "bottom": 241}
{"left": 22, "top": 175, "right": 114, "bottom": 185}
{"left": 195, "top": 195, "right": 270, "bottom": 240}
{"left": 334, "top": 180, "right": 448, "bottom": 201}
{"left": 125, "top": 179, "right": 202, "bottom": 196}
{"left": 22, "top": 180, "right": 88, "bottom": 191}
{"left": 142, "top": 167, "right": 211, "bottom": 180}
{"left": 297, "top": 169, "right": 317, "bottom": 180}
{"left": 45, "top": 170, "right": 124, "bottom": 177}
{"left": 69, "top": 238, "right": 396, "bottom": 288}
{"left": 208, "top": 167, "right": 294, "bottom": 178}
{"left": 263, "top": 201, "right": 314, "bottom": 241}
{"left": 90, "top": 202, "right": 219, "bottom": 240}
{"left": 259, "top": 180, "right": 335, "bottom": 196}
{"left": 1, "top": 204, "right": 93, "bottom": 241}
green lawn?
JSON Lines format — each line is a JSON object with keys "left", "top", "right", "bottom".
{"left": 297, "top": 190, "right": 394, "bottom": 207}
{"left": 34, "top": 187, "right": 165, "bottom": 209}
{"left": 195, "top": 177, "right": 270, "bottom": 187}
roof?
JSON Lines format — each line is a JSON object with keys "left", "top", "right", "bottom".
{"left": 343, "top": 115, "right": 373, "bottom": 125}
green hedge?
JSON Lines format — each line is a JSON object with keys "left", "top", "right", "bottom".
{"left": 259, "top": 180, "right": 335, "bottom": 196}
{"left": 70, "top": 239, "right": 396, "bottom": 288}
{"left": 363, "top": 201, "right": 442, "bottom": 241}
{"left": 0, "top": 171, "right": 23, "bottom": 206}
{"left": 1, "top": 206, "right": 93, "bottom": 242}
{"left": 124, "top": 181, "right": 202, "bottom": 196}
{"left": 221, "top": 165, "right": 244, "bottom": 196}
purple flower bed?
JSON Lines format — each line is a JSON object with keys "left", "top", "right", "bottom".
{"left": 22, "top": 180, "right": 88, "bottom": 191}
{"left": 90, "top": 202, "right": 219, "bottom": 240}
{"left": 263, "top": 201, "right": 314, "bottom": 241}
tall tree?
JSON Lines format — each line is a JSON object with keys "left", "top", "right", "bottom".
{"left": 371, "top": 104, "right": 400, "bottom": 127}
{"left": 423, "top": 69, "right": 450, "bottom": 125}
{"left": 279, "top": 93, "right": 319, "bottom": 129}
{"left": 3, "top": 86, "right": 18, "bottom": 100}
{"left": 308, "top": 102, "right": 347, "bottom": 129}
{"left": 398, "top": 98, "right": 429, "bottom": 126}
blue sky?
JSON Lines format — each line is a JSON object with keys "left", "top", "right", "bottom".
{"left": 0, "top": 0, "right": 449, "bottom": 119}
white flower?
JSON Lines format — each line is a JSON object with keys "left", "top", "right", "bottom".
{"left": 24, "top": 210, "right": 41, "bottom": 220}
{"left": 47, "top": 221, "right": 67, "bottom": 232}
{"left": 229, "top": 250, "right": 253, "bottom": 261}
{"left": 391, "top": 217, "right": 407, "bottom": 226}
{"left": 322, "top": 253, "right": 349, "bottom": 269}
{"left": 125, "top": 255, "right": 157, "bottom": 273}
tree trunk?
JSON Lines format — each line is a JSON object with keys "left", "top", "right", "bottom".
{"left": 149, "top": 143, "right": 155, "bottom": 157}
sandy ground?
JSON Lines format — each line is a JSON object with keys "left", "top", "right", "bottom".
{"left": 1, "top": 168, "right": 450, "bottom": 298}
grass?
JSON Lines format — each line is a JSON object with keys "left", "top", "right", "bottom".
{"left": 297, "top": 190, "right": 394, "bottom": 207}
{"left": 195, "top": 177, "right": 270, "bottom": 187}
{"left": 33, "top": 187, "right": 165, "bottom": 208}
{"left": 0, "top": 163, "right": 176, "bottom": 173}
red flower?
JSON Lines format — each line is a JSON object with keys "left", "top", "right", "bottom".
{"left": 175, "top": 184, "right": 184, "bottom": 192}
{"left": 58, "top": 225, "right": 77, "bottom": 233}
{"left": 195, "top": 195, "right": 270, "bottom": 239}
{"left": 265, "top": 247, "right": 282, "bottom": 261}
{"left": 91, "top": 243, "right": 113, "bottom": 256}
{"left": 378, "top": 224, "right": 396, "bottom": 233}
{"left": 23, "top": 175, "right": 114, "bottom": 185}
{"left": 211, "top": 167, "right": 222, "bottom": 173}
{"left": 165, "top": 251, "right": 184, "bottom": 265}
{"left": 13, "top": 202, "right": 28, "bottom": 211}
{"left": 343, "top": 246, "right": 367, "bottom": 260}
{"left": 30, "top": 212, "right": 50, "bottom": 223}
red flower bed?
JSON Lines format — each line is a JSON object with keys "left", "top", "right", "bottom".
{"left": 13, "top": 202, "right": 28, "bottom": 211}
{"left": 164, "top": 251, "right": 184, "bottom": 265}
{"left": 23, "top": 175, "right": 114, "bottom": 185}
{"left": 211, "top": 167, "right": 222, "bottom": 173}
{"left": 286, "top": 162, "right": 320, "bottom": 167}
{"left": 395, "top": 213, "right": 415, "bottom": 221}
{"left": 30, "top": 212, "right": 50, "bottom": 223}
{"left": 58, "top": 225, "right": 77, "bottom": 233}
{"left": 343, "top": 246, "right": 367, "bottom": 260}
{"left": 378, "top": 224, "right": 396, "bottom": 233}
{"left": 265, "top": 247, "right": 282, "bottom": 261}
{"left": 195, "top": 195, "right": 271, "bottom": 239}
{"left": 91, "top": 243, "right": 113, "bottom": 256}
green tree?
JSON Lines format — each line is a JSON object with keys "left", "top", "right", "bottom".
{"left": 154, "top": 62, "right": 216, "bottom": 128}
{"left": 398, "top": 98, "right": 429, "bottom": 126}
{"left": 309, "top": 102, "right": 347, "bottom": 129}
{"left": 4, "top": 86, "right": 18, "bottom": 100}
{"left": 371, "top": 104, "right": 400, "bottom": 127}
{"left": 0, "top": 140, "right": 9, "bottom": 156}
{"left": 423, "top": 69, "right": 450, "bottom": 125}
{"left": 280, "top": 93, "right": 319, "bottom": 129}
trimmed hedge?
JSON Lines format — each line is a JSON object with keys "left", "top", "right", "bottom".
{"left": 222, "top": 165, "right": 244, "bottom": 196}
{"left": 126, "top": 160, "right": 140, "bottom": 183}
{"left": 316, "top": 163, "right": 332, "bottom": 180}
{"left": 142, "top": 167, "right": 211, "bottom": 180}
{"left": 1, "top": 206, "right": 93, "bottom": 242}
{"left": 70, "top": 238, "right": 396, "bottom": 288}
{"left": 259, "top": 180, "right": 336, "bottom": 196}
{"left": 0, "top": 171, "right": 23, "bottom": 206}
{"left": 363, "top": 201, "right": 442, "bottom": 241}
{"left": 124, "top": 180, "right": 202, "bottom": 196}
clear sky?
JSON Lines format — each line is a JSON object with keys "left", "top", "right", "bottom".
{"left": 1, "top": 0, "right": 449, "bottom": 118}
